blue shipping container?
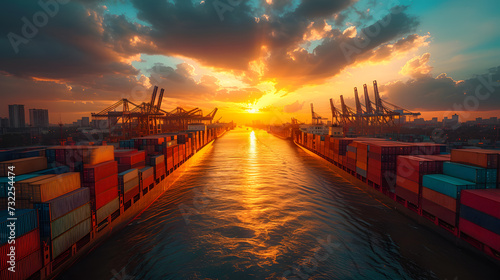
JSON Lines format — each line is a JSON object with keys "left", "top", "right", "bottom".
{"left": 0, "top": 209, "right": 38, "bottom": 244}
{"left": 460, "top": 204, "right": 500, "bottom": 236}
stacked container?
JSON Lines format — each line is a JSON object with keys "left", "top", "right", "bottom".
{"left": 35, "top": 188, "right": 91, "bottom": 259}
{"left": 139, "top": 166, "right": 154, "bottom": 194}
{"left": 150, "top": 155, "right": 165, "bottom": 180}
{"left": 459, "top": 189, "right": 500, "bottom": 254}
{"left": 119, "top": 169, "right": 140, "bottom": 207}
{"left": 395, "top": 155, "right": 448, "bottom": 207}
{"left": 82, "top": 160, "right": 119, "bottom": 224}
{"left": 0, "top": 209, "right": 41, "bottom": 280}
{"left": 114, "top": 149, "right": 146, "bottom": 173}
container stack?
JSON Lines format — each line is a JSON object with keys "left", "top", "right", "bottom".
{"left": 150, "top": 155, "right": 165, "bottom": 181}
{"left": 118, "top": 169, "right": 140, "bottom": 208}
{"left": 114, "top": 149, "right": 146, "bottom": 173}
{"left": 421, "top": 174, "right": 477, "bottom": 228}
{"left": 0, "top": 209, "right": 42, "bottom": 280}
{"left": 173, "top": 145, "right": 179, "bottom": 168}
{"left": 450, "top": 149, "right": 499, "bottom": 188}
{"left": 443, "top": 162, "right": 497, "bottom": 188}
{"left": 46, "top": 146, "right": 114, "bottom": 172}
{"left": 139, "top": 166, "right": 154, "bottom": 194}
{"left": 35, "top": 188, "right": 91, "bottom": 259}
{"left": 459, "top": 189, "right": 500, "bottom": 255}
{"left": 14, "top": 174, "right": 56, "bottom": 209}
{"left": 395, "top": 155, "right": 448, "bottom": 208}
{"left": 82, "top": 160, "right": 119, "bottom": 224}
{"left": 346, "top": 143, "right": 357, "bottom": 172}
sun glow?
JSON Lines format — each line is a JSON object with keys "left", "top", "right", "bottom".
{"left": 246, "top": 108, "right": 259, "bottom": 114}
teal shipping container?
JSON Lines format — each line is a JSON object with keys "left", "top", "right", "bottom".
{"left": 0, "top": 209, "right": 38, "bottom": 244}
{"left": 422, "top": 174, "right": 476, "bottom": 199}
{"left": 443, "top": 162, "right": 497, "bottom": 184}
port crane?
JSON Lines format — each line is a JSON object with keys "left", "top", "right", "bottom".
{"left": 91, "top": 86, "right": 218, "bottom": 141}
{"left": 310, "top": 103, "right": 328, "bottom": 125}
{"left": 329, "top": 80, "right": 420, "bottom": 136}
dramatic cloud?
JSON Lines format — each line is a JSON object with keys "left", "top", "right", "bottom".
{"left": 399, "top": 52, "right": 433, "bottom": 78}
{"left": 381, "top": 66, "right": 500, "bottom": 111}
{"left": 0, "top": 1, "right": 431, "bottom": 121}
{"left": 284, "top": 100, "right": 305, "bottom": 113}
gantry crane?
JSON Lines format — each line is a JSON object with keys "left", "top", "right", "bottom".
{"left": 327, "top": 80, "right": 421, "bottom": 136}
{"left": 91, "top": 86, "right": 219, "bottom": 141}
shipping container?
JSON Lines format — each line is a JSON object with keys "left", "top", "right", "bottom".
{"left": 443, "top": 162, "right": 497, "bottom": 184}
{"left": 460, "top": 204, "right": 500, "bottom": 236}
{"left": 0, "top": 228, "right": 40, "bottom": 270}
{"left": 35, "top": 187, "right": 90, "bottom": 222}
{"left": 16, "top": 175, "right": 56, "bottom": 200}
{"left": 421, "top": 198, "right": 457, "bottom": 226}
{"left": 139, "top": 166, "right": 154, "bottom": 180}
{"left": 95, "top": 186, "right": 119, "bottom": 210}
{"left": 96, "top": 197, "right": 119, "bottom": 223}
{"left": 459, "top": 218, "right": 500, "bottom": 252}
{"left": 83, "top": 160, "right": 118, "bottom": 183}
{"left": 118, "top": 169, "right": 139, "bottom": 183}
{"left": 0, "top": 157, "right": 47, "bottom": 176}
{"left": 451, "top": 149, "right": 499, "bottom": 169}
{"left": 0, "top": 174, "right": 40, "bottom": 197}
{"left": 83, "top": 174, "right": 118, "bottom": 196}
{"left": 460, "top": 189, "right": 500, "bottom": 220}
{"left": 51, "top": 218, "right": 91, "bottom": 259}
{"left": 124, "top": 185, "right": 140, "bottom": 202}
{"left": 422, "top": 174, "right": 476, "bottom": 199}
{"left": 28, "top": 172, "right": 81, "bottom": 202}
{"left": 0, "top": 209, "right": 38, "bottom": 245}
{"left": 40, "top": 203, "right": 91, "bottom": 240}
{"left": 0, "top": 250, "right": 42, "bottom": 280}
{"left": 422, "top": 187, "right": 458, "bottom": 212}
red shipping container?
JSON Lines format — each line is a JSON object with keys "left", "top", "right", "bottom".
{"left": 0, "top": 229, "right": 40, "bottom": 270}
{"left": 422, "top": 187, "right": 458, "bottom": 212}
{"left": 396, "top": 176, "right": 419, "bottom": 194}
{"left": 461, "top": 189, "right": 500, "bottom": 220}
{"left": 422, "top": 198, "right": 457, "bottom": 226}
{"left": 124, "top": 185, "right": 140, "bottom": 202}
{"left": 83, "top": 160, "right": 118, "bottom": 183}
{"left": 141, "top": 174, "right": 154, "bottom": 190}
{"left": 395, "top": 185, "right": 419, "bottom": 206}
{"left": 83, "top": 173, "right": 118, "bottom": 196}
{"left": 0, "top": 250, "right": 42, "bottom": 280}
{"left": 459, "top": 218, "right": 500, "bottom": 252}
{"left": 95, "top": 186, "right": 118, "bottom": 210}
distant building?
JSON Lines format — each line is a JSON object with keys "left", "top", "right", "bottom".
{"left": 0, "top": 118, "right": 8, "bottom": 128}
{"left": 29, "top": 109, "right": 49, "bottom": 127}
{"left": 81, "top": 117, "right": 90, "bottom": 127}
{"left": 9, "top": 104, "right": 25, "bottom": 128}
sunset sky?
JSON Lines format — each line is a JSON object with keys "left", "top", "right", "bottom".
{"left": 1, "top": 0, "right": 499, "bottom": 125}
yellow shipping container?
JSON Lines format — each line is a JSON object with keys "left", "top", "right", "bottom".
{"left": 0, "top": 157, "right": 47, "bottom": 176}
{"left": 28, "top": 172, "right": 81, "bottom": 202}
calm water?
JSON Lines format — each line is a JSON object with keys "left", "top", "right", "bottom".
{"left": 59, "top": 129, "right": 500, "bottom": 280}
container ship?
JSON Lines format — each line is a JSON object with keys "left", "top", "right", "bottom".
{"left": 282, "top": 130, "right": 500, "bottom": 264}
{"left": 0, "top": 126, "right": 230, "bottom": 280}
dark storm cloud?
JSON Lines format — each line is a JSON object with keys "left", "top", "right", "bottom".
{"left": 293, "top": 0, "right": 354, "bottom": 19}
{"left": 381, "top": 66, "right": 500, "bottom": 111}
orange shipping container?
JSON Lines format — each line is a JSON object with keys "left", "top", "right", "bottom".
{"left": 422, "top": 187, "right": 458, "bottom": 212}
{"left": 28, "top": 172, "right": 81, "bottom": 202}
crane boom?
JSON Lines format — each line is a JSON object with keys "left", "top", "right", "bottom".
{"left": 150, "top": 86, "right": 158, "bottom": 113}
{"left": 354, "top": 87, "right": 362, "bottom": 115}
{"left": 373, "top": 80, "right": 382, "bottom": 113}
{"left": 363, "top": 84, "right": 373, "bottom": 114}
{"left": 156, "top": 88, "right": 164, "bottom": 112}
